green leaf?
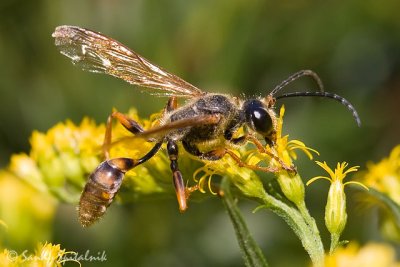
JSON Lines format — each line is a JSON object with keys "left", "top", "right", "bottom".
{"left": 220, "top": 177, "right": 268, "bottom": 267}
{"left": 366, "top": 187, "right": 400, "bottom": 228}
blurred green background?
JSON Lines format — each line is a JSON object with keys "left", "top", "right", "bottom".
{"left": 0, "top": 0, "right": 399, "bottom": 266}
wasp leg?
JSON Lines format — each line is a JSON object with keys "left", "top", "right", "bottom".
{"left": 165, "top": 96, "right": 195, "bottom": 212}
{"left": 166, "top": 96, "right": 177, "bottom": 112}
{"left": 246, "top": 135, "right": 296, "bottom": 173}
{"left": 79, "top": 141, "right": 162, "bottom": 227}
{"left": 182, "top": 137, "right": 282, "bottom": 173}
{"left": 103, "top": 111, "right": 145, "bottom": 159}
{"left": 102, "top": 97, "right": 177, "bottom": 159}
{"left": 166, "top": 96, "right": 199, "bottom": 211}
{"left": 226, "top": 132, "right": 295, "bottom": 173}
{"left": 225, "top": 150, "right": 282, "bottom": 173}
{"left": 167, "top": 139, "right": 190, "bottom": 212}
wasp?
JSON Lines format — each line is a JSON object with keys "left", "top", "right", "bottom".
{"left": 52, "top": 25, "right": 361, "bottom": 227}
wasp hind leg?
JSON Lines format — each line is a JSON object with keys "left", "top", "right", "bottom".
{"left": 102, "top": 110, "right": 145, "bottom": 159}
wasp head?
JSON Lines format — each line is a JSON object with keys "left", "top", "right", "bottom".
{"left": 242, "top": 97, "right": 277, "bottom": 145}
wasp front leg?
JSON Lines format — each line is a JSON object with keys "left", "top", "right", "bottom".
{"left": 227, "top": 131, "right": 295, "bottom": 173}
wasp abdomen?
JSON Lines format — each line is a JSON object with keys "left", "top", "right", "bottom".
{"left": 79, "top": 158, "right": 135, "bottom": 227}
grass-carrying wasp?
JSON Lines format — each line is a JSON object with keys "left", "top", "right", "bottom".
{"left": 52, "top": 25, "right": 361, "bottom": 227}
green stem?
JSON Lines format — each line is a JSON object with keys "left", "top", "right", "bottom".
{"left": 260, "top": 192, "right": 325, "bottom": 267}
{"left": 220, "top": 177, "right": 269, "bottom": 267}
{"left": 329, "top": 233, "right": 340, "bottom": 254}
{"left": 297, "top": 200, "right": 320, "bottom": 237}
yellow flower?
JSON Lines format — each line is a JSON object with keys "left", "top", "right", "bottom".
{"left": 357, "top": 145, "right": 400, "bottom": 242}
{"left": 361, "top": 144, "right": 400, "bottom": 204}
{"left": 324, "top": 242, "right": 400, "bottom": 267}
{"left": 0, "top": 249, "right": 23, "bottom": 266}
{"left": 193, "top": 151, "right": 265, "bottom": 199}
{"left": 8, "top": 109, "right": 175, "bottom": 204}
{"left": 0, "top": 243, "right": 79, "bottom": 267}
{"left": 8, "top": 117, "right": 105, "bottom": 203}
{"left": 307, "top": 161, "right": 366, "bottom": 238}
{"left": 269, "top": 106, "right": 318, "bottom": 205}
{"left": 35, "top": 242, "right": 79, "bottom": 266}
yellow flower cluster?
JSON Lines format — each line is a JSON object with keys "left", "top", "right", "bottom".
{"left": 9, "top": 118, "right": 104, "bottom": 202}
{"left": 0, "top": 242, "right": 79, "bottom": 267}
{"left": 6, "top": 109, "right": 182, "bottom": 206}
{"left": 358, "top": 144, "right": 400, "bottom": 242}
{"left": 361, "top": 145, "right": 400, "bottom": 204}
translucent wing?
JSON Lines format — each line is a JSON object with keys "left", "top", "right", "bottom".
{"left": 135, "top": 114, "right": 221, "bottom": 139}
{"left": 52, "top": 25, "right": 205, "bottom": 97}
{"left": 110, "top": 114, "right": 221, "bottom": 145}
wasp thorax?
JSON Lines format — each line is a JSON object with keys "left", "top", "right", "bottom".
{"left": 243, "top": 99, "right": 274, "bottom": 137}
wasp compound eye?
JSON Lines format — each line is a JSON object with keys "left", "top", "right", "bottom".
{"left": 243, "top": 100, "right": 273, "bottom": 136}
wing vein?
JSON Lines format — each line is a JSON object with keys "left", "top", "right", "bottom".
{"left": 52, "top": 25, "right": 205, "bottom": 98}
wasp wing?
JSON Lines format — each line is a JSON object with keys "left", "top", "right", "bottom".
{"left": 112, "top": 114, "right": 221, "bottom": 145}
{"left": 52, "top": 25, "right": 204, "bottom": 98}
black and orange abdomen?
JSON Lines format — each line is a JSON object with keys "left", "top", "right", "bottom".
{"left": 78, "top": 158, "right": 135, "bottom": 227}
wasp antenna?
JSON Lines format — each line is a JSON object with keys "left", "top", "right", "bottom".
{"left": 269, "top": 70, "right": 325, "bottom": 97}
{"left": 275, "top": 91, "right": 361, "bottom": 127}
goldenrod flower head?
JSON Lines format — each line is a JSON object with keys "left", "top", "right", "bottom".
{"left": 0, "top": 249, "right": 23, "bottom": 266}
{"left": 276, "top": 171, "right": 305, "bottom": 206}
{"left": 307, "top": 161, "right": 364, "bottom": 188}
{"left": 324, "top": 242, "right": 400, "bottom": 267}
{"left": 361, "top": 144, "right": 400, "bottom": 204}
{"left": 35, "top": 242, "right": 76, "bottom": 266}
{"left": 307, "top": 161, "right": 366, "bottom": 236}
{"left": 9, "top": 118, "right": 105, "bottom": 202}
{"left": 0, "top": 242, "right": 79, "bottom": 267}
{"left": 356, "top": 145, "right": 400, "bottom": 242}
{"left": 7, "top": 109, "right": 173, "bottom": 205}
{"left": 193, "top": 150, "right": 265, "bottom": 199}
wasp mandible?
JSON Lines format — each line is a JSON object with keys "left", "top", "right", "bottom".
{"left": 52, "top": 26, "right": 361, "bottom": 227}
